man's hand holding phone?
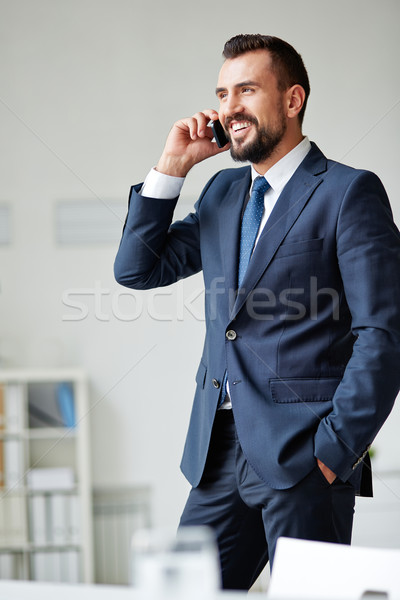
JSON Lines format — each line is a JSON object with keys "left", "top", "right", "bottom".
{"left": 156, "top": 110, "right": 230, "bottom": 178}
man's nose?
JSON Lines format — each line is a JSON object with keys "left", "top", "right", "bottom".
{"left": 221, "top": 94, "right": 245, "bottom": 120}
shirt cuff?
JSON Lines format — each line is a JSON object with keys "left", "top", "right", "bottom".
{"left": 140, "top": 167, "right": 185, "bottom": 199}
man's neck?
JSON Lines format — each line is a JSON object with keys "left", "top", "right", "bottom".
{"left": 252, "top": 132, "right": 305, "bottom": 175}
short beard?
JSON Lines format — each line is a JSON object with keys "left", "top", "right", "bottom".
{"left": 228, "top": 112, "right": 287, "bottom": 165}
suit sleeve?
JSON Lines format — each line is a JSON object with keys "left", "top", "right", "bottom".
{"left": 314, "top": 171, "right": 400, "bottom": 481}
{"left": 114, "top": 173, "right": 220, "bottom": 289}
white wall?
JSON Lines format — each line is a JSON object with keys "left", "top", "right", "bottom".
{"left": 0, "top": 0, "right": 399, "bottom": 533}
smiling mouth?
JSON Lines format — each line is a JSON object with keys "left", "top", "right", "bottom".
{"left": 229, "top": 121, "right": 254, "bottom": 139}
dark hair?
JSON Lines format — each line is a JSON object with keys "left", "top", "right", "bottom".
{"left": 223, "top": 34, "right": 310, "bottom": 125}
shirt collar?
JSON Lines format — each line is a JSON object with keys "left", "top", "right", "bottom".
{"left": 251, "top": 136, "right": 312, "bottom": 192}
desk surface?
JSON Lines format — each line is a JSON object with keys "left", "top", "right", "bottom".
{"left": 0, "top": 580, "right": 251, "bottom": 600}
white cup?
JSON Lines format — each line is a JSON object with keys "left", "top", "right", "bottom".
{"left": 131, "top": 526, "right": 221, "bottom": 598}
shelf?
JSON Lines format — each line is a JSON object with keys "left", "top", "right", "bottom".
{"left": 28, "top": 428, "right": 77, "bottom": 440}
{"left": 27, "top": 487, "right": 79, "bottom": 496}
{"left": 0, "top": 370, "right": 93, "bottom": 583}
{"left": 0, "top": 429, "right": 77, "bottom": 442}
{"left": 0, "top": 368, "right": 86, "bottom": 384}
{"left": 0, "top": 544, "right": 30, "bottom": 553}
{"left": 0, "top": 543, "right": 82, "bottom": 553}
{"left": 0, "top": 486, "right": 28, "bottom": 496}
{"left": 0, "top": 487, "right": 80, "bottom": 497}
{"left": 0, "top": 431, "right": 27, "bottom": 441}
{"left": 29, "top": 544, "right": 82, "bottom": 552}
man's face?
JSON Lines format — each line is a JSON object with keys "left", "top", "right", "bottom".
{"left": 216, "top": 50, "right": 287, "bottom": 166}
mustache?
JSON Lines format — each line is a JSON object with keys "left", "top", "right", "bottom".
{"left": 225, "top": 114, "right": 259, "bottom": 129}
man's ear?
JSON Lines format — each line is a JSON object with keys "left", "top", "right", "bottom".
{"left": 286, "top": 85, "right": 306, "bottom": 119}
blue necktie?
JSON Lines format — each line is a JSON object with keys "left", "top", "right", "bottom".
{"left": 218, "top": 175, "right": 270, "bottom": 407}
{"left": 238, "top": 175, "right": 270, "bottom": 288}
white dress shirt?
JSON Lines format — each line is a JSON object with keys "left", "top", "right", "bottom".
{"left": 252, "top": 136, "right": 311, "bottom": 246}
{"left": 140, "top": 136, "right": 312, "bottom": 408}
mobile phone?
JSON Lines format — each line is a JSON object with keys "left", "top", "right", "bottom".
{"left": 209, "top": 119, "right": 229, "bottom": 148}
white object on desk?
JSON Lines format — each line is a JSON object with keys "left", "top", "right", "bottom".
{"left": 268, "top": 537, "right": 400, "bottom": 600}
{"left": 0, "top": 580, "right": 248, "bottom": 600}
{"left": 131, "top": 526, "right": 220, "bottom": 598}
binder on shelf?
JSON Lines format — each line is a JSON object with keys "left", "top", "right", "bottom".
{"left": 0, "top": 443, "right": 4, "bottom": 488}
{"left": 29, "top": 494, "right": 48, "bottom": 545}
{"left": 1, "top": 493, "right": 27, "bottom": 546}
{"left": 0, "top": 386, "right": 4, "bottom": 488}
{"left": 49, "top": 494, "right": 68, "bottom": 545}
{"left": 0, "top": 552, "right": 17, "bottom": 579}
{"left": 0, "top": 490, "right": 5, "bottom": 545}
{"left": 28, "top": 382, "right": 76, "bottom": 429}
{"left": 31, "top": 551, "right": 47, "bottom": 581}
{"left": 60, "top": 550, "right": 80, "bottom": 583}
{"left": 7, "top": 493, "right": 27, "bottom": 545}
{"left": 4, "top": 384, "right": 24, "bottom": 431}
{"left": 28, "top": 491, "right": 80, "bottom": 547}
{"left": 28, "top": 382, "right": 64, "bottom": 428}
{"left": 31, "top": 551, "right": 61, "bottom": 582}
{"left": 31, "top": 550, "right": 80, "bottom": 583}
{"left": 0, "top": 385, "right": 5, "bottom": 429}
{"left": 27, "top": 467, "right": 75, "bottom": 491}
{"left": 68, "top": 494, "right": 81, "bottom": 544}
{"left": 0, "top": 448, "right": 4, "bottom": 489}
{"left": 4, "top": 439, "right": 24, "bottom": 490}
{"left": 57, "top": 383, "right": 76, "bottom": 428}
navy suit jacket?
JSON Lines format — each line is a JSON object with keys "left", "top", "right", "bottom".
{"left": 114, "top": 143, "right": 400, "bottom": 495}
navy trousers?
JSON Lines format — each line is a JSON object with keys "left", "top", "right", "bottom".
{"left": 179, "top": 409, "right": 356, "bottom": 591}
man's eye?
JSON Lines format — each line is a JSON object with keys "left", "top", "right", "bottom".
{"left": 242, "top": 87, "right": 254, "bottom": 93}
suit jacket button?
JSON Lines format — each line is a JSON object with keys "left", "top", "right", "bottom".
{"left": 212, "top": 378, "right": 220, "bottom": 389}
{"left": 226, "top": 330, "right": 237, "bottom": 341}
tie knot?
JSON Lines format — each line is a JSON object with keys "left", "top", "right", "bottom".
{"left": 252, "top": 175, "right": 270, "bottom": 196}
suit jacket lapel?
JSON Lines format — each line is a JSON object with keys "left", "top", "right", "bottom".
{"left": 230, "top": 143, "right": 327, "bottom": 319}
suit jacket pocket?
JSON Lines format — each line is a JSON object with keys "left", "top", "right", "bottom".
{"left": 195, "top": 360, "right": 207, "bottom": 389}
{"left": 275, "top": 237, "right": 323, "bottom": 259}
{"left": 270, "top": 377, "right": 341, "bottom": 403}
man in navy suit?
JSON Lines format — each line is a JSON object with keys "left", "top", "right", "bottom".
{"left": 115, "top": 35, "right": 400, "bottom": 589}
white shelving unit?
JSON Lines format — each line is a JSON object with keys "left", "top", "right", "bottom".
{"left": 0, "top": 368, "right": 93, "bottom": 583}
